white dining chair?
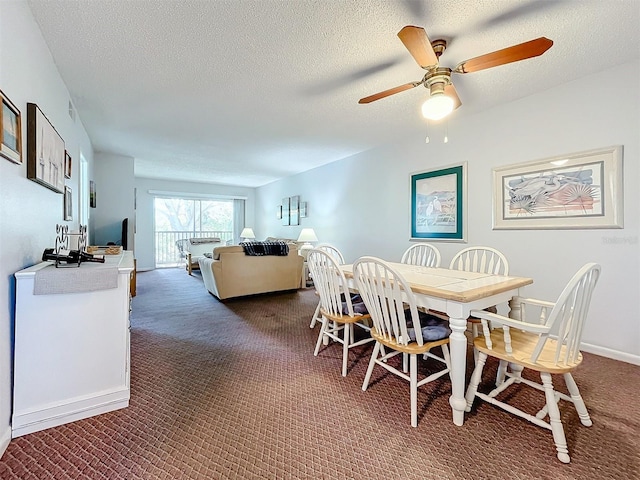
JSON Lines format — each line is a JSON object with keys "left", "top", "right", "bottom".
{"left": 465, "top": 263, "right": 600, "bottom": 463}
{"left": 309, "top": 243, "right": 345, "bottom": 328}
{"left": 400, "top": 243, "right": 441, "bottom": 267}
{"left": 448, "top": 246, "right": 509, "bottom": 363}
{"left": 308, "top": 249, "right": 374, "bottom": 377}
{"left": 354, "top": 256, "right": 451, "bottom": 427}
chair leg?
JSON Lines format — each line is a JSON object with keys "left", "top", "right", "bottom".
{"left": 495, "top": 360, "right": 508, "bottom": 387}
{"left": 471, "top": 322, "right": 479, "bottom": 365}
{"left": 410, "top": 353, "right": 418, "bottom": 427}
{"left": 313, "top": 317, "right": 327, "bottom": 356}
{"left": 362, "top": 342, "right": 381, "bottom": 391}
{"left": 309, "top": 301, "right": 321, "bottom": 328}
{"left": 403, "top": 353, "right": 408, "bottom": 373}
{"left": 541, "top": 372, "right": 570, "bottom": 464}
{"left": 465, "top": 351, "right": 487, "bottom": 412}
{"left": 342, "top": 321, "right": 350, "bottom": 377}
{"left": 564, "top": 373, "right": 592, "bottom": 427}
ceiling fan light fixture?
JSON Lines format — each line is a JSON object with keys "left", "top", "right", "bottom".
{"left": 421, "top": 92, "right": 454, "bottom": 121}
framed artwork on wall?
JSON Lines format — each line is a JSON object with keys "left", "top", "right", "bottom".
{"left": 300, "top": 201, "right": 308, "bottom": 218}
{"left": 1, "top": 89, "right": 23, "bottom": 165}
{"left": 64, "top": 186, "right": 73, "bottom": 221}
{"left": 290, "top": 195, "right": 300, "bottom": 226}
{"left": 64, "top": 150, "right": 72, "bottom": 179}
{"left": 410, "top": 163, "right": 467, "bottom": 242}
{"left": 281, "top": 197, "right": 290, "bottom": 225}
{"left": 277, "top": 205, "right": 282, "bottom": 219}
{"left": 492, "top": 146, "right": 623, "bottom": 229}
{"left": 90, "top": 180, "right": 96, "bottom": 208}
{"left": 26, "top": 102, "right": 65, "bottom": 193}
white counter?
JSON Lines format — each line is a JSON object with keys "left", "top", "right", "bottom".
{"left": 12, "top": 251, "right": 133, "bottom": 437}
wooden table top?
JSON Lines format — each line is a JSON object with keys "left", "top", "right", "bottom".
{"left": 340, "top": 262, "right": 533, "bottom": 303}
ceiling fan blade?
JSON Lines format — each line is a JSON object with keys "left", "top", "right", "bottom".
{"left": 397, "top": 26, "right": 438, "bottom": 68}
{"left": 453, "top": 37, "right": 553, "bottom": 74}
{"left": 445, "top": 84, "right": 462, "bottom": 110}
{"left": 358, "top": 81, "right": 422, "bottom": 104}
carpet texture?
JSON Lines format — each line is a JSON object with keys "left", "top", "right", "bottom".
{"left": 0, "top": 267, "right": 638, "bottom": 479}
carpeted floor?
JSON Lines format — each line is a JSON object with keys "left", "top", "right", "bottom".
{"left": 0, "top": 267, "right": 638, "bottom": 479}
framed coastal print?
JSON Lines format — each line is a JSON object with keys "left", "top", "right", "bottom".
{"left": 410, "top": 163, "right": 467, "bottom": 242}
{"left": 26, "top": 102, "right": 65, "bottom": 193}
{"left": 492, "top": 146, "right": 623, "bottom": 229}
{"left": 64, "top": 186, "right": 73, "bottom": 221}
{"left": 1, "top": 89, "right": 22, "bottom": 164}
{"left": 90, "top": 180, "right": 96, "bottom": 208}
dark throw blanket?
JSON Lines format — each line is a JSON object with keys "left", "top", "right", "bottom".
{"left": 240, "top": 241, "right": 290, "bottom": 256}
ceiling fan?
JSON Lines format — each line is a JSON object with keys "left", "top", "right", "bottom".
{"left": 359, "top": 26, "right": 553, "bottom": 120}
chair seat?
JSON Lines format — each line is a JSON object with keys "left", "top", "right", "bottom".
{"left": 473, "top": 329, "right": 583, "bottom": 374}
{"left": 322, "top": 309, "right": 370, "bottom": 325}
{"left": 372, "top": 328, "right": 449, "bottom": 355}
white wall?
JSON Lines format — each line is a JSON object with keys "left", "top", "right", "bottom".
{"left": 92, "top": 152, "right": 135, "bottom": 248}
{"left": 134, "top": 178, "right": 256, "bottom": 270}
{"left": 256, "top": 60, "right": 640, "bottom": 364}
{"left": 0, "top": 0, "right": 94, "bottom": 457}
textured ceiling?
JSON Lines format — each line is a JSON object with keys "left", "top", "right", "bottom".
{"left": 27, "top": 0, "right": 640, "bottom": 187}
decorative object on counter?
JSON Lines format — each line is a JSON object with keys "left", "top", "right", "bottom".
{"left": 87, "top": 245, "right": 123, "bottom": 255}
{"left": 26, "top": 102, "right": 65, "bottom": 193}
{"left": 297, "top": 228, "right": 318, "bottom": 259}
{"left": 492, "top": 145, "right": 623, "bottom": 230}
{"left": 64, "top": 150, "right": 72, "bottom": 178}
{"left": 64, "top": 186, "right": 73, "bottom": 221}
{"left": 46, "top": 224, "right": 92, "bottom": 267}
{"left": 240, "top": 227, "right": 256, "bottom": 242}
{"left": 90, "top": 180, "right": 96, "bottom": 208}
{"left": 0, "top": 88, "right": 22, "bottom": 164}
{"left": 410, "top": 163, "right": 467, "bottom": 242}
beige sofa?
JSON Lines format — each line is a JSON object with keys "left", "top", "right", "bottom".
{"left": 198, "top": 244, "right": 304, "bottom": 300}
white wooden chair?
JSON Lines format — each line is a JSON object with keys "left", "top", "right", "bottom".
{"left": 401, "top": 243, "right": 441, "bottom": 267}
{"left": 308, "top": 249, "right": 374, "bottom": 377}
{"left": 448, "top": 246, "right": 510, "bottom": 361}
{"left": 464, "top": 263, "right": 601, "bottom": 463}
{"left": 309, "top": 243, "right": 345, "bottom": 328}
{"left": 354, "top": 256, "right": 451, "bottom": 427}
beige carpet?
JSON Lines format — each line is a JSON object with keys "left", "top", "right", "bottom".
{"left": 0, "top": 267, "right": 638, "bottom": 479}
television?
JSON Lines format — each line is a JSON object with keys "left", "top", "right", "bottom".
{"left": 121, "top": 218, "right": 128, "bottom": 250}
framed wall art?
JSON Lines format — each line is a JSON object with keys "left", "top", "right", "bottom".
{"left": 277, "top": 205, "right": 282, "bottom": 219}
{"left": 300, "top": 201, "right": 308, "bottom": 218}
{"left": 492, "top": 146, "right": 623, "bottom": 229}
{"left": 281, "top": 196, "right": 290, "bottom": 226}
{"left": 26, "top": 102, "right": 65, "bottom": 193}
{"left": 64, "top": 186, "right": 73, "bottom": 221}
{"left": 290, "top": 195, "right": 300, "bottom": 226}
{"left": 410, "top": 163, "right": 467, "bottom": 242}
{"left": 1, "top": 89, "right": 22, "bottom": 164}
{"left": 64, "top": 150, "right": 72, "bottom": 179}
{"left": 90, "top": 180, "right": 96, "bottom": 208}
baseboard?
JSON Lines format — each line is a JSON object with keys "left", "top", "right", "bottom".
{"left": 12, "top": 388, "right": 129, "bottom": 438}
{"left": 0, "top": 425, "right": 11, "bottom": 459}
{"left": 581, "top": 342, "right": 640, "bottom": 366}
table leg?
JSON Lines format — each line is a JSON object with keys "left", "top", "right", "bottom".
{"left": 448, "top": 314, "right": 468, "bottom": 426}
{"left": 505, "top": 296, "right": 524, "bottom": 382}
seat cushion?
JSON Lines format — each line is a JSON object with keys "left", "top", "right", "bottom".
{"left": 406, "top": 310, "right": 451, "bottom": 341}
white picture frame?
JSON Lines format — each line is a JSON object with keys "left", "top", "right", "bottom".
{"left": 492, "top": 146, "right": 623, "bottom": 230}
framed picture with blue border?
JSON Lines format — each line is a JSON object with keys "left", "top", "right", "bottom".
{"left": 410, "top": 163, "right": 467, "bottom": 242}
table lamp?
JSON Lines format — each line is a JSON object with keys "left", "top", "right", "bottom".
{"left": 297, "top": 228, "right": 318, "bottom": 258}
{"left": 240, "top": 227, "right": 255, "bottom": 242}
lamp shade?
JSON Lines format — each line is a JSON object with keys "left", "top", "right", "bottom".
{"left": 297, "top": 228, "right": 318, "bottom": 243}
{"left": 422, "top": 93, "right": 454, "bottom": 121}
{"left": 240, "top": 227, "right": 255, "bottom": 240}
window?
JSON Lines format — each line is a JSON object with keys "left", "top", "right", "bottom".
{"left": 153, "top": 196, "right": 243, "bottom": 267}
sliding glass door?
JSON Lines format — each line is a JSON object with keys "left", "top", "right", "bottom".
{"left": 154, "top": 196, "right": 241, "bottom": 267}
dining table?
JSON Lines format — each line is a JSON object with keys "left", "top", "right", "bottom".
{"left": 340, "top": 262, "right": 533, "bottom": 426}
